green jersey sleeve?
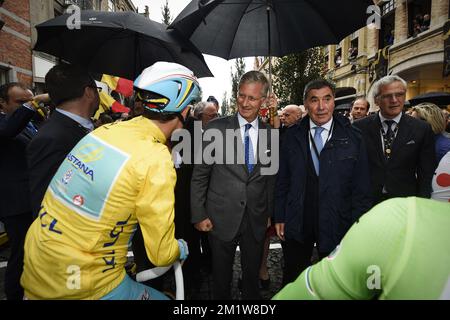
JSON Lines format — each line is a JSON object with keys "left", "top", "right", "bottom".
{"left": 273, "top": 198, "right": 408, "bottom": 300}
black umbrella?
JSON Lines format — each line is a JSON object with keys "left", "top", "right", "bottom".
{"left": 34, "top": 10, "right": 213, "bottom": 79}
{"left": 409, "top": 92, "right": 450, "bottom": 107}
{"left": 171, "top": 0, "right": 373, "bottom": 59}
{"left": 170, "top": 0, "right": 373, "bottom": 90}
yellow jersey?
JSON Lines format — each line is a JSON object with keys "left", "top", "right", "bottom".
{"left": 21, "top": 116, "right": 180, "bottom": 299}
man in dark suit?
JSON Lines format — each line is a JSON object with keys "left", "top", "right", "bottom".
{"left": 27, "top": 64, "right": 100, "bottom": 217}
{"left": 191, "top": 71, "right": 277, "bottom": 300}
{"left": 172, "top": 101, "right": 218, "bottom": 298}
{"left": 0, "top": 82, "right": 47, "bottom": 300}
{"left": 353, "top": 75, "right": 436, "bottom": 205}
{"left": 274, "top": 79, "right": 372, "bottom": 286}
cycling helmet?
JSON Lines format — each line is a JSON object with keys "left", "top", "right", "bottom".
{"left": 133, "top": 62, "right": 200, "bottom": 114}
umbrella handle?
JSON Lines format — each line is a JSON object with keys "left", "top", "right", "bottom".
{"left": 266, "top": 5, "right": 272, "bottom": 96}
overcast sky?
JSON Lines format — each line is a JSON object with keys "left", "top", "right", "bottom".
{"left": 131, "top": 0, "right": 253, "bottom": 106}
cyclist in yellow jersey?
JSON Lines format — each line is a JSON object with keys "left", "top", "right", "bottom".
{"left": 21, "top": 62, "right": 200, "bottom": 300}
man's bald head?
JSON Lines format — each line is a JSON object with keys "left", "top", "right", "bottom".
{"left": 199, "top": 102, "right": 219, "bottom": 128}
{"left": 283, "top": 104, "right": 302, "bottom": 127}
{"left": 0, "top": 83, "right": 33, "bottom": 115}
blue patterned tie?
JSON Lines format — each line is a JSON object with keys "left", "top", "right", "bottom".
{"left": 312, "top": 126, "right": 324, "bottom": 175}
{"left": 244, "top": 123, "right": 255, "bottom": 173}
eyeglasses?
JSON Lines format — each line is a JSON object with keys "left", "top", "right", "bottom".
{"left": 378, "top": 92, "right": 406, "bottom": 100}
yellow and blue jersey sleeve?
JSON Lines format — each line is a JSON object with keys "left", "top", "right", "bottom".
{"left": 134, "top": 143, "right": 180, "bottom": 267}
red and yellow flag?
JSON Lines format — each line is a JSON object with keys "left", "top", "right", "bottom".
{"left": 101, "top": 74, "right": 134, "bottom": 97}
{"left": 94, "top": 91, "right": 131, "bottom": 119}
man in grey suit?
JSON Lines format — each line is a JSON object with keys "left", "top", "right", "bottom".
{"left": 191, "top": 71, "right": 277, "bottom": 300}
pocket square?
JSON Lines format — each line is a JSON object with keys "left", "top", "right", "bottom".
{"left": 406, "top": 140, "right": 415, "bottom": 145}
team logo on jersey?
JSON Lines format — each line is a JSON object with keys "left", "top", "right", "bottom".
{"left": 65, "top": 144, "right": 105, "bottom": 183}
{"left": 72, "top": 195, "right": 84, "bottom": 207}
{"left": 75, "top": 144, "right": 105, "bottom": 163}
{"left": 61, "top": 169, "right": 74, "bottom": 185}
{"left": 66, "top": 153, "right": 95, "bottom": 182}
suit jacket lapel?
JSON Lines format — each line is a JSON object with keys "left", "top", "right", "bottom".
{"left": 391, "top": 114, "right": 412, "bottom": 156}
{"left": 228, "top": 115, "right": 248, "bottom": 178}
{"left": 22, "top": 123, "right": 37, "bottom": 140}
{"left": 294, "top": 118, "right": 309, "bottom": 165}
{"left": 249, "top": 118, "right": 269, "bottom": 180}
{"left": 370, "top": 114, "right": 386, "bottom": 164}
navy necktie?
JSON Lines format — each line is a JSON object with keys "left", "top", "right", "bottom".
{"left": 312, "top": 126, "right": 324, "bottom": 175}
{"left": 244, "top": 123, "right": 255, "bottom": 173}
{"left": 384, "top": 120, "right": 395, "bottom": 140}
{"left": 383, "top": 120, "right": 396, "bottom": 159}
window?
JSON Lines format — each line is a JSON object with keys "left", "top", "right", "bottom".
{"left": 349, "top": 32, "right": 359, "bottom": 60}
{"left": 407, "top": 0, "right": 431, "bottom": 38}
{"left": 379, "top": 1, "right": 395, "bottom": 49}
{"left": 323, "top": 47, "right": 329, "bottom": 66}
{"left": 335, "top": 47, "right": 342, "bottom": 67}
{"left": 108, "top": 0, "right": 115, "bottom": 12}
{"left": 63, "top": 0, "right": 93, "bottom": 10}
{"left": 381, "top": 0, "right": 396, "bottom": 16}
{"left": 0, "top": 67, "right": 9, "bottom": 86}
{"left": 95, "top": 0, "right": 102, "bottom": 10}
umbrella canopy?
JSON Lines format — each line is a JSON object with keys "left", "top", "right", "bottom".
{"left": 170, "top": 0, "right": 374, "bottom": 60}
{"left": 34, "top": 10, "right": 213, "bottom": 79}
{"left": 409, "top": 92, "right": 450, "bottom": 107}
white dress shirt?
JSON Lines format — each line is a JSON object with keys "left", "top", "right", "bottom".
{"left": 56, "top": 108, "right": 94, "bottom": 132}
{"left": 309, "top": 117, "right": 334, "bottom": 150}
{"left": 237, "top": 113, "right": 258, "bottom": 160}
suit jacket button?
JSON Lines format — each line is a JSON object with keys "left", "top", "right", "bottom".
{"left": 240, "top": 201, "right": 245, "bottom": 206}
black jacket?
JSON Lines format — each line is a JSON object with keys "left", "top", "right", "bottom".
{"left": 27, "top": 110, "right": 89, "bottom": 217}
{"left": 0, "top": 106, "right": 36, "bottom": 218}
{"left": 274, "top": 114, "right": 372, "bottom": 253}
{"left": 353, "top": 112, "right": 436, "bottom": 204}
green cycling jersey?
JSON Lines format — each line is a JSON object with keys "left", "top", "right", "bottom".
{"left": 273, "top": 197, "right": 450, "bottom": 300}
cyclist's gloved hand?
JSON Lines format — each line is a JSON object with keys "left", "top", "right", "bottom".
{"left": 177, "top": 239, "right": 189, "bottom": 261}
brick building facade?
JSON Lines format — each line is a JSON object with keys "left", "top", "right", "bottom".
{"left": 0, "top": 0, "right": 33, "bottom": 86}
{"left": 324, "top": 0, "right": 450, "bottom": 111}
{"left": 0, "top": 0, "right": 137, "bottom": 90}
